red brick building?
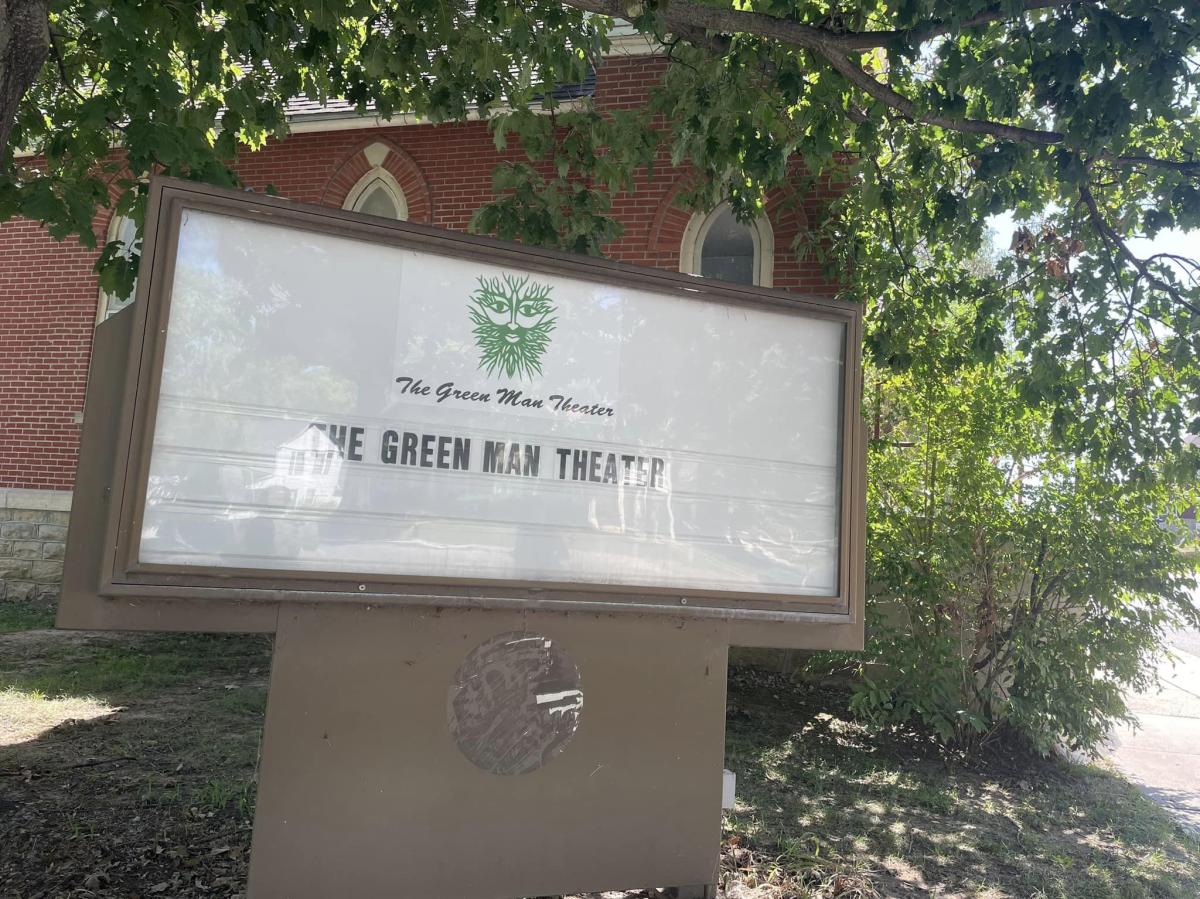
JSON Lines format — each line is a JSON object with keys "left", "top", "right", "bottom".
{"left": 0, "top": 43, "right": 838, "bottom": 604}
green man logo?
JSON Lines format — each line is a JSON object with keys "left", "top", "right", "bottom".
{"left": 468, "top": 274, "right": 557, "bottom": 380}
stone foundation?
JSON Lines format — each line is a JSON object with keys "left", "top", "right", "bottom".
{"left": 0, "top": 489, "right": 72, "bottom": 607}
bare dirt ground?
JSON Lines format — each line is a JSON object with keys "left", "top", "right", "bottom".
{"left": 1, "top": 631, "right": 268, "bottom": 898}
{"left": 2, "top": 626, "right": 1199, "bottom": 898}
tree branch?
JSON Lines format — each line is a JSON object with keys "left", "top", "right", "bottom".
{"left": 1080, "top": 183, "right": 1200, "bottom": 317}
{"left": 0, "top": 0, "right": 51, "bottom": 155}
{"left": 566, "top": 0, "right": 842, "bottom": 55}
{"left": 1097, "top": 154, "right": 1200, "bottom": 175}
{"left": 836, "top": 1, "right": 1078, "bottom": 50}
{"left": 572, "top": 0, "right": 1074, "bottom": 53}
{"left": 814, "top": 43, "right": 1064, "bottom": 147}
{"left": 814, "top": 45, "right": 1200, "bottom": 173}
{"left": 563, "top": 0, "right": 1200, "bottom": 175}
{"left": 825, "top": 44, "right": 1200, "bottom": 173}
{"left": 1146, "top": 253, "right": 1200, "bottom": 289}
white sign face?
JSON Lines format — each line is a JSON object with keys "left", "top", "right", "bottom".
{"left": 139, "top": 209, "right": 846, "bottom": 597}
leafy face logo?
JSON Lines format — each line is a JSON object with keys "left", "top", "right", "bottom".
{"left": 469, "top": 274, "right": 557, "bottom": 380}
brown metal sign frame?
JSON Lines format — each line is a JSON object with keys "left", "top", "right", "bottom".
{"left": 59, "top": 176, "right": 865, "bottom": 648}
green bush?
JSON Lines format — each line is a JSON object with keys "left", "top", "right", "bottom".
{"left": 828, "top": 360, "right": 1198, "bottom": 754}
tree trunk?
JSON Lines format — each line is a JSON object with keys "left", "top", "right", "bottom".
{"left": 0, "top": 0, "right": 50, "bottom": 157}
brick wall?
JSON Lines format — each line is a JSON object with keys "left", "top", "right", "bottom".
{"left": 0, "top": 54, "right": 841, "bottom": 608}
{"left": 0, "top": 219, "right": 101, "bottom": 491}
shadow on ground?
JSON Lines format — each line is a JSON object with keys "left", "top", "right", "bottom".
{"left": 0, "top": 630, "right": 271, "bottom": 897}
{"left": 723, "top": 668, "right": 1200, "bottom": 898}
{"left": 2, "top": 631, "right": 1198, "bottom": 898}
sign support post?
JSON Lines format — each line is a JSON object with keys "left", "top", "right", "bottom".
{"left": 248, "top": 604, "right": 730, "bottom": 898}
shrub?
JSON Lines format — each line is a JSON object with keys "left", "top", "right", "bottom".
{"left": 827, "top": 360, "right": 1198, "bottom": 754}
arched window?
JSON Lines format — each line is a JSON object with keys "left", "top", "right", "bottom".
{"left": 96, "top": 214, "right": 139, "bottom": 323}
{"left": 679, "top": 202, "right": 774, "bottom": 287}
{"left": 343, "top": 168, "right": 408, "bottom": 221}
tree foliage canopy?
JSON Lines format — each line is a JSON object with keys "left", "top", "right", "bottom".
{"left": 2, "top": 2, "right": 1198, "bottom": 477}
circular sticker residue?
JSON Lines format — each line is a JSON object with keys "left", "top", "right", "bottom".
{"left": 448, "top": 631, "right": 583, "bottom": 775}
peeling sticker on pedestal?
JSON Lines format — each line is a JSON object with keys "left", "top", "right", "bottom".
{"left": 448, "top": 631, "right": 583, "bottom": 775}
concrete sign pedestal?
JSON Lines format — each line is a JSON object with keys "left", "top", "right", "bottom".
{"left": 247, "top": 603, "right": 730, "bottom": 898}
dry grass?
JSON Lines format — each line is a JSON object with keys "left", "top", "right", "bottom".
{"left": 0, "top": 686, "right": 116, "bottom": 746}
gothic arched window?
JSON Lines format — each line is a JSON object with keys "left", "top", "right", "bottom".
{"left": 680, "top": 202, "right": 774, "bottom": 287}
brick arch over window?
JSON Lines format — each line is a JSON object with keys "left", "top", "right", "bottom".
{"left": 321, "top": 139, "right": 433, "bottom": 224}
{"left": 763, "top": 190, "right": 810, "bottom": 241}
{"left": 647, "top": 175, "right": 811, "bottom": 256}
{"left": 647, "top": 177, "right": 699, "bottom": 254}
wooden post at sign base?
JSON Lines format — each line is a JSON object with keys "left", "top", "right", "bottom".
{"left": 246, "top": 602, "right": 730, "bottom": 899}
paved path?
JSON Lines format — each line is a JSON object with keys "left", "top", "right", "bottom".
{"left": 1104, "top": 627, "right": 1200, "bottom": 834}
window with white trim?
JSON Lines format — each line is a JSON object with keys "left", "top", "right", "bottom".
{"left": 96, "top": 214, "right": 139, "bottom": 322}
{"left": 679, "top": 203, "right": 774, "bottom": 287}
{"left": 344, "top": 168, "right": 408, "bottom": 221}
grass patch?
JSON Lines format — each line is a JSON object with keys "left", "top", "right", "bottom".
{"left": 723, "top": 667, "right": 1200, "bottom": 898}
{"left": 0, "top": 631, "right": 270, "bottom": 702}
{"left": 194, "top": 777, "right": 256, "bottom": 817}
{"left": 0, "top": 602, "right": 54, "bottom": 633}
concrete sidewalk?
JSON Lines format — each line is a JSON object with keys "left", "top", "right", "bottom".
{"left": 1104, "top": 628, "right": 1200, "bottom": 835}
